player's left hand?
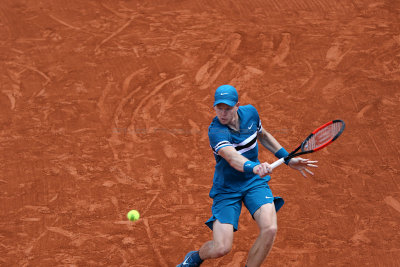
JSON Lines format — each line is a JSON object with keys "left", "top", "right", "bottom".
{"left": 288, "top": 157, "right": 318, "bottom": 177}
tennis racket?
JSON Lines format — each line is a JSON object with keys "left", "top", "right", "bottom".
{"left": 270, "top": 119, "right": 345, "bottom": 170}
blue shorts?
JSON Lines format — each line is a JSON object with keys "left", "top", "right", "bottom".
{"left": 205, "top": 182, "right": 284, "bottom": 232}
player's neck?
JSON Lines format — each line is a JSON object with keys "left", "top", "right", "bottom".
{"left": 227, "top": 113, "right": 240, "bottom": 132}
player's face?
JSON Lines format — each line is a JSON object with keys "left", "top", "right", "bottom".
{"left": 214, "top": 103, "right": 238, "bottom": 125}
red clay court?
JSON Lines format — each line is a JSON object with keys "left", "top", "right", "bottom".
{"left": 1, "top": 0, "right": 399, "bottom": 266}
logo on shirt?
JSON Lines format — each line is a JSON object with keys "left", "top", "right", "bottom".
{"left": 248, "top": 123, "right": 253, "bottom": 129}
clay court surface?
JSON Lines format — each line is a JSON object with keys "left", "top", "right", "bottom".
{"left": 1, "top": 0, "right": 400, "bottom": 266}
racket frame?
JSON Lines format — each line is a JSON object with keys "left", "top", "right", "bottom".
{"left": 269, "top": 119, "right": 345, "bottom": 170}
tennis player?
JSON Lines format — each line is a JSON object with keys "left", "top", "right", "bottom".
{"left": 177, "top": 85, "right": 317, "bottom": 267}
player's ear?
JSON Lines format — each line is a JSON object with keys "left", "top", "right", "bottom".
{"left": 235, "top": 102, "right": 240, "bottom": 108}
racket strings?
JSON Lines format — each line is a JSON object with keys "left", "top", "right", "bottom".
{"left": 304, "top": 121, "right": 343, "bottom": 151}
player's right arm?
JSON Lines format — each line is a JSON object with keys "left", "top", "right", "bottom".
{"left": 218, "top": 146, "right": 271, "bottom": 177}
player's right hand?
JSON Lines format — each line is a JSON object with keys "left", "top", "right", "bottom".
{"left": 253, "top": 162, "right": 272, "bottom": 177}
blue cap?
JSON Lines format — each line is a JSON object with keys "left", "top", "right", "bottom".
{"left": 213, "top": 85, "right": 238, "bottom": 107}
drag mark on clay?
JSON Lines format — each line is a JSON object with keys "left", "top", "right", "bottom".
{"left": 195, "top": 33, "right": 242, "bottom": 89}
{"left": 108, "top": 69, "right": 148, "bottom": 157}
{"left": 128, "top": 74, "right": 185, "bottom": 136}
{"left": 122, "top": 67, "right": 148, "bottom": 94}
{"left": 97, "top": 75, "right": 115, "bottom": 122}
{"left": 95, "top": 13, "right": 137, "bottom": 53}
{"left": 141, "top": 191, "right": 160, "bottom": 217}
{"left": 108, "top": 85, "right": 143, "bottom": 157}
{"left": 22, "top": 229, "right": 49, "bottom": 264}
{"left": 100, "top": 3, "right": 130, "bottom": 19}
{"left": 48, "top": 14, "right": 83, "bottom": 32}
{"left": 350, "top": 229, "right": 371, "bottom": 245}
{"left": 367, "top": 131, "right": 382, "bottom": 156}
{"left": 299, "top": 60, "right": 314, "bottom": 89}
{"left": 6, "top": 62, "right": 51, "bottom": 85}
{"left": 272, "top": 33, "right": 291, "bottom": 66}
{"left": 143, "top": 219, "right": 168, "bottom": 267}
{"left": 325, "top": 42, "right": 352, "bottom": 70}
{"left": 109, "top": 67, "right": 148, "bottom": 148}
{"left": 384, "top": 196, "right": 400, "bottom": 214}
{"left": 225, "top": 252, "right": 247, "bottom": 267}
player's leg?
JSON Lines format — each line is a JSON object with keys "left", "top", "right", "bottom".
{"left": 176, "top": 192, "right": 241, "bottom": 266}
{"left": 199, "top": 219, "right": 234, "bottom": 259}
{"left": 246, "top": 203, "right": 277, "bottom": 267}
{"left": 242, "top": 182, "right": 283, "bottom": 267}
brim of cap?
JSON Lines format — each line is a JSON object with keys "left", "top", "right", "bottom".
{"left": 213, "top": 99, "right": 237, "bottom": 107}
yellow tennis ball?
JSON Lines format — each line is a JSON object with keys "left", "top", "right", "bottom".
{"left": 127, "top": 210, "right": 140, "bottom": 221}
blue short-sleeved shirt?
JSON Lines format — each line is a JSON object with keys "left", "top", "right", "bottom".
{"left": 208, "top": 105, "right": 270, "bottom": 197}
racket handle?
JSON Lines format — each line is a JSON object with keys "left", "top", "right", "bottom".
{"left": 270, "top": 158, "right": 285, "bottom": 170}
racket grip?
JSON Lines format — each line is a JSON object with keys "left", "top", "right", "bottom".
{"left": 270, "top": 158, "right": 285, "bottom": 170}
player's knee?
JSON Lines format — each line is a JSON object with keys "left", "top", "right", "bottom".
{"left": 260, "top": 224, "right": 278, "bottom": 238}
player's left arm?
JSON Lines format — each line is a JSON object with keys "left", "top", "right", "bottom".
{"left": 257, "top": 127, "right": 283, "bottom": 154}
{"left": 257, "top": 127, "right": 318, "bottom": 176}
